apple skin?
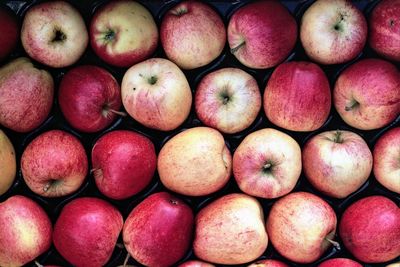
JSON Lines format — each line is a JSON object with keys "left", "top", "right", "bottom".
{"left": 233, "top": 128, "right": 301, "bottom": 199}
{"left": 228, "top": 0, "right": 297, "bottom": 69}
{"left": 53, "top": 197, "right": 123, "bottom": 267}
{"left": 194, "top": 193, "right": 268, "bottom": 264}
{"left": 178, "top": 260, "right": 215, "bottom": 267}
{"left": 123, "top": 192, "right": 194, "bottom": 267}
{"left": 369, "top": 0, "right": 400, "bottom": 61}
{"left": 0, "top": 6, "right": 18, "bottom": 61}
{"left": 317, "top": 258, "right": 362, "bottom": 267}
{"left": 264, "top": 61, "right": 331, "bottom": 132}
{"left": 160, "top": 0, "right": 226, "bottom": 69}
{"left": 21, "top": 1, "right": 88, "bottom": 68}
{"left": 373, "top": 127, "right": 400, "bottom": 194}
{"left": 121, "top": 58, "right": 192, "bottom": 131}
{"left": 302, "top": 130, "right": 373, "bottom": 198}
{"left": 266, "top": 192, "right": 337, "bottom": 264}
{"left": 0, "top": 57, "right": 54, "bottom": 133}
{"left": 339, "top": 195, "right": 400, "bottom": 263}
{"left": 91, "top": 130, "right": 157, "bottom": 200}
{"left": 90, "top": 0, "right": 158, "bottom": 67}
{"left": 58, "top": 65, "right": 122, "bottom": 133}
{"left": 247, "top": 259, "right": 289, "bottom": 267}
{"left": 0, "top": 130, "right": 16, "bottom": 195}
{"left": 300, "top": 0, "right": 367, "bottom": 65}
{"left": 195, "top": 67, "right": 261, "bottom": 134}
{"left": 333, "top": 58, "right": 400, "bottom": 130}
{"left": 0, "top": 195, "right": 52, "bottom": 267}
{"left": 21, "top": 130, "right": 88, "bottom": 198}
{"left": 158, "top": 127, "right": 232, "bottom": 196}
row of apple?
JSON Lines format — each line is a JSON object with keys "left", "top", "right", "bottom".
{"left": 1, "top": 189, "right": 399, "bottom": 266}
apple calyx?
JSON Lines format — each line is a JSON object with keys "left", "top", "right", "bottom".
{"left": 52, "top": 28, "right": 67, "bottom": 43}
{"left": 344, "top": 99, "right": 360, "bottom": 111}
{"left": 103, "top": 29, "right": 116, "bottom": 43}
{"left": 333, "top": 130, "right": 343, "bottom": 143}
{"left": 333, "top": 13, "right": 346, "bottom": 32}
{"left": 91, "top": 168, "right": 103, "bottom": 182}
{"left": 43, "top": 179, "right": 61, "bottom": 192}
{"left": 262, "top": 161, "right": 273, "bottom": 174}
{"left": 219, "top": 89, "right": 232, "bottom": 105}
{"left": 171, "top": 6, "right": 188, "bottom": 16}
{"left": 231, "top": 40, "right": 246, "bottom": 54}
{"left": 169, "top": 199, "right": 178, "bottom": 205}
{"left": 147, "top": 75, "right": 158, "bottom": 85}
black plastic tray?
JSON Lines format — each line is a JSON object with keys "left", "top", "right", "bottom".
{"left": 0, "top": 0, "right": 399, "bottom": 266}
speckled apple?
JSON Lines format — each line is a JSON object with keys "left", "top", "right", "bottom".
{"left": 266, "top": 192, "right": 338, "bottom": 264}
{"left": 58, "top": 65, "right": 122, "bottom": 133}
{"left": 0, "top": 130, "right": 16, "bottom": 196}
{"left": 0, "top": 195, "right": 52, "bottom": 267}
{"left": 194, "top": 193, "right": 268, "bottom": 264}
{"left": 228, "top": 0, "right": 297, "bottom": 69}
{"left": 264, "top": 61, "right": 331, "bottom": 132}
{"left": 90, "top": 0, "right": 158, "bottom": 67}
{"left": 123, "top": 192, "right": 194, "bottom": 267}
{"left": 21, "top": 1, "right": 88, "bottom": 68}
{"left": 247, "top": 259, "right": 289, "bottom": 267}
{"left": 91, "top": 130, "right": 157, "bottom": 200}
{"left": 53, "top": 197, "right": 123, "bottom": 267}
{"left": 21, "top": 130, "right": 88, "bottom": 198}
{"left": 333, "top": 58, "right": 400, "bottom": 130}
{"left": 0, "top": 57, "right": 54, "bottom": 133}
{"left": 0, "top": 6, "right": 18, "bottom": 61}
{"left": 317, "top": 258, "right": 362, "bottom": 267}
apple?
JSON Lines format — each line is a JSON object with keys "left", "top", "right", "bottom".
{"left": 300, "top": 0, "right": 367, "bottom": 65}
{"left": 123, "top": 192, "right": 194, "bottom": 266}
{"left": 264, "top": 61, "right": 331, "bottom": 132}
{"left": 0, "top": 195, "right": 52, "bottom": 267}
{"left": 53, "top": 197, "right": 123, "bottom": 267}
{"left": 178, "top": 260, "right": 215, "bottom": 267}
{"left": 195, "top": 67, "right": 261, "bottom": 134}
{"left": 90, "top": 0, "right": 158, "bottom": 67}
{"left": 0, "top": 57, "right": 54, "bottom": 133}
{"left": 318, "top": 258, "right": 362, "bottom": 267}
{"left": 58, "top": 65, "right": 123, "bottom": 133}
{"left": 0, "top": 130, "right": 16, "bottom": 195}
{"left": 0, "top": 6, "right": 18, "bottom": 61}
{"left": 160, "top": 1, "right": 226, "bottom": 69}
{"left": 227, "top": 0, "right": 297, "bottom": 69}
{"left": 233, "top": 128, "right": 301, "bottom": 199}
{"left": 339, "top": 195, "right": 400, "bottom": 263}
{"left": 333, "top": 58, "right": 400, "bottom": 130}
{"left": 373, "top": 127, "right": 400, "bottom": 194}
{"left": 158, "top": 126, "right": 232, "bottom": 196}
{"left": 21, "top": 130, "right": 88, "bottom": 198}
{"left": 386, "top": 263, "right": 400, "bottom": 267}
{"left": 121, "top": 58, "right": 192, "bottom": 131}
{"left": 91, "top": 130, "right": 157, "bottom": 200}
{"left": 194, "top": 193, "right": 268, "bottom": 264}
{"left": 247, "top": 259, "right": 289, "bottom": 267}
{"left": 21, "top": 1, "right": 88, "bottom": 68}
{"left": 303, "top": 130, "right": 373, "bottom": 198}
{"left": 266, "top": 192, "right": 338, "bottom": 264}
{"left": 369, "top": 0, "right": 400, "bottom": 61}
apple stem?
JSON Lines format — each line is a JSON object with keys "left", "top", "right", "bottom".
{"left": 123, "top": 253, "right": 130, "bottom": 267}
{"left": 108, "top": 109, "right": 127, "bottom": 117}
{"left": 34, "top": 261, "right": 44, "bottom": 267}
{"left": 116, "top": 243, "right": 124, "bottom": 249}
{"left": 325, "top": 238, "right": 341, "bottom": 250}
{"left": 333, "top": 130, "right": 343, "bottom": 143}
{"left": 230, "top": 41, "right": 246, "bottom": 54}
{"left": 345, "top": 99, "right": 359, "bottom": 111}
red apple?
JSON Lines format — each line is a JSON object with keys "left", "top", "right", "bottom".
{"left": 121, "top": 58, "right": 192, "bottom": 131}
{"left": 264, "top": 61, "right": 331, "bottom": 131}
{"left": 0, "top": 57, "right": 54, "bottom": 133}
{"left": 58, "top": 65, "right": 122, "bottom": 133}
{"left": 333, "top": 58, "right": 400, "bottom": 130}
{"left": 0, "top": 6, "right": 18, "bottom": 61}
{"left": 21, "top": 130, "right": 88, "bottom": 198}
{"left": 233, "top": 128, "right": 301, "bottom": 199}
{"left": 123, "top": 192, "right": 194, "bottom": 267}
{"left": 0, "top": 195, "right": 52, "bottom": 267}
{"left": 318, "top": 258, "right": 362, "bottom": 267}
{"left": 194, "top": 193, "right": 268, "bottom": 264}
{"left": 158, "top": 127, "right": 232, "bottom": 196}
{"left": 247, "top": 259, "right": 289, "bottom": 267}
{"left": 0, "top": 129, "right": 16, "bottom": 195}
{"left": 266, "top": 192, "right": 338, "bottom": 264}
{"left": 227, "top": 0, "right": 297, "bottom": 69}
{"left": 195, "top": 67, "right": 261, "bottom": 134}
{"left": 179, "top": 260, "right": 215, "bottom": 267}
{"left": 90, "top": 0, "right": 158, "bottom": 67}
{"left": 300, "top": 0, "right": 367, "bottom": 65}
{"left": 91, "top": 130, "right": 157, "bottom": 200}
{"left": 303, "top": 130, "right": 373, "bottom": 198}
{"left": 53, "top": 197, "right": 123, "bottom": 267}
{"left": 160, "top": 1, "right": 226, "bottom": 69}
{"left": 339, "top": 195, "right": 400, "bottom": 263}
{"left": 373, "top": 127, "right": 400, "bottom": 194}
{"left": 21, "top": 1, "right": 88, "bottom": 68}
{"left": 369, "top": 0, "right": 400, "bottom": 61}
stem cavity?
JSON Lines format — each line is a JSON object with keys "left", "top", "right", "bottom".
{"left": 230, "top": 41, "right": 246, "bottom": 54}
